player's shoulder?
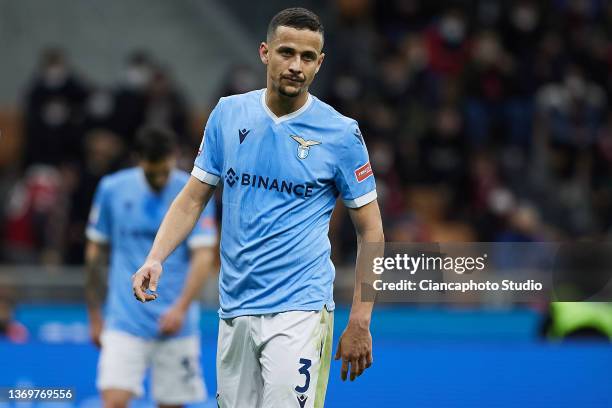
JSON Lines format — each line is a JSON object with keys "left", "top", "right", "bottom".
{"left": 310, "top": 95, "right": 362, "bottom": 145}
{"left": 98, "top": 167, "right": 141, "bottom": 192}
{"left": 214, "top": 89, "right": 263, "bottom": 111}
{"left": 311, "top": 95, "right": 357, "bottom": 127}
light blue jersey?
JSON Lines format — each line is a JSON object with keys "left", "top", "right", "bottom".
{"left": 193, "top": 89, "right": 376, "bottom": 318}
{"left": 86, "top": 167, "right": 217, "bottom": 339}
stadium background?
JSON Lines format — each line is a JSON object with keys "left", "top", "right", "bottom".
{"left": 0, "top": 0, "right": 611, "bottom": 407}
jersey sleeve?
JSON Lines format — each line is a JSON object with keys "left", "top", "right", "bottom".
{"left": 334, "top": 121, "right": 377, "bottom": 208}
{"left": 86, "top": 177, "right": 112, "bottom": 243}
{"left": 192, "top": 98, "right": 224, "bottom": 186}
{"left": 187, "top": 197, "right": 218, "bottom": 249}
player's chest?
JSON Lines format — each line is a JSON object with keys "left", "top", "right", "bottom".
{"left": 111, "top": 192, "right": 171, "bottom": 238}
{"left": 218, "top": 121, "right": 333, "bottom": 180}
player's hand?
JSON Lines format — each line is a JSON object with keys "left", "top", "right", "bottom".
{"left": 132, "top": 260, "right": 162, "bottom": 302}
{"left": 90, "top": 316, "right": 103, "bottom": 348}
{"left": 334, "top": 320, "right": 373, "bottom": 381}
{"left": 159, "top": 304, "right": 186, "bottom": 335}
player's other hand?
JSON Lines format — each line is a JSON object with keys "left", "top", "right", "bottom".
{"left": 132, "top": 260, "right": 162, "bottom": 302}
{"left": 334, "top": 319, "right": 373, "bottom": 381}
{"left": 159, "top": 304, "right": 186, "bottom": 335}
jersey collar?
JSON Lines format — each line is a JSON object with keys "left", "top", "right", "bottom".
{"left": 260, "top": 88, "right": 313, "bottom": 124}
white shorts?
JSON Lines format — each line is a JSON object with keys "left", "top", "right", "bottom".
{"left": 216, "top": 309, "right": 334, "bottom": 408}
{"left": 97, "top": 330, "right": 207, "bottom": 405}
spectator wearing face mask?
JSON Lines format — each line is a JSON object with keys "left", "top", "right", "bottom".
{"left": 425, "top": 8, "right": 470, "bottom": 78}
{"left": 112, "top": 51, "right": 154, "bottom": 147}
{"left": 142, "top": 67, "right": 190, "bottom": 148}
{"left": 463, "top": 31, "right": 514, "bottom": 146}
{"left": 22, "top": 48, "right": 89, "bottom": 168}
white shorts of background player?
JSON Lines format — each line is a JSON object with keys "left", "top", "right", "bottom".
{"left": 97, "top": 330, "right": 207, "bottom": 405}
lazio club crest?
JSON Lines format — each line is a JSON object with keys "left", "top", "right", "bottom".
{"left": 290, "top": 135, "right": 321, "bottom": 159}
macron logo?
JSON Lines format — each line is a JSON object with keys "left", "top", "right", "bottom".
{"left": 238, "top": 128, "right": 251, "bottom": 144}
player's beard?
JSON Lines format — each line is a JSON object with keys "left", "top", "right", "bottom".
{"left": 278, "top": 83, "right": 302, "bottom": 97}
{"left": 277, "top": 76, "right": 306, "bottom": 97}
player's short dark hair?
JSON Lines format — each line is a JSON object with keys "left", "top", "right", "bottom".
{"left": 134, "top": 126, "right": 177, "bottom": 161}
{"left": 267, "top": 7, "right": 324, "bottom": 47}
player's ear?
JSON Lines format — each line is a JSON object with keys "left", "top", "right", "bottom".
{"left": 315, "top": 52, "right": 325, "bottom": 74}
{"left": 259, "top": 42, "right": 269, "bottom": 65}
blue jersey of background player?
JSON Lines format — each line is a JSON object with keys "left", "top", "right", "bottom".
{"left": 85, "top": 127, "right": 217, "bottom": 408}
{"left": 133, "top": 7, "right": 385, "bottom": 408}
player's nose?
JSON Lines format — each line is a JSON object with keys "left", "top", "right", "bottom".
{"left": 288, "top": 57, "right": 302, "bottom": 73}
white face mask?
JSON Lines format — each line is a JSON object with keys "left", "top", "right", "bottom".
{"left": 489, "top": 188, "right": 516, "bottom": 216}
{"left": 88, "top": 91, "right": 114, "bottom": 118}
{"left": 42, "top": 100, "right": 69, "bottom": 126}
{"left": 125, "top": 66, "right": 151, "bottom": 89}
{"left": 43, "top": 65, "right": 68, "bottom": 88}
{"left": 440, "top": 16, "right": 466, "bottom": 45}
{"left": 334, "top": 75, "right": 361, "bottom": 100}
{"left": 565, "top": 74, "right": 586, "bottom": 100}
{"left": 511, "top": 5, "right": 538, "bottom": 32}
{"left": 372, "top": 143, "right": 393, "bottom": 174}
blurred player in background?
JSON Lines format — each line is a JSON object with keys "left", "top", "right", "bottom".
{"left": 85, "top": 127, "right": 217, "bottom": 408}
{"left": 132, "top": 7, "right": 384, "bottom": 408}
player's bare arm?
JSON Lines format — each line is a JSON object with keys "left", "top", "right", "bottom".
{"left": 132, "top": 176, "right": 215, "bottom": 302}
{"left": 335, "top": 199, "right": 384, "bottom": 381}
{"left": 159, "top": 245, "right": 216, "bottom": 335}
{"left": 84, "top": 240, "right": 109, "bottom": 348}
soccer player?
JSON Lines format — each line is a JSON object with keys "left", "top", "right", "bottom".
{"left": 132, "top": 7, "right": 384, "bottom": 408}
{"left": 85, "top": 127, "right": 217, "bottom": 408}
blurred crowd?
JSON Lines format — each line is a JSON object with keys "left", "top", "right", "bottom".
{"left": 0, "top": 49, "right": 197, "bottom": 264}
{"left": 324, "top": 0, "right": 612, "bottom": 259}
{"left": 2, "top": 0, "right": 612, "bottom": 266}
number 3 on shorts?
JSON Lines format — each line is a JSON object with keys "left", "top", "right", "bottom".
{"left": 295, "top": 358, "right": 312, "bottom": 393}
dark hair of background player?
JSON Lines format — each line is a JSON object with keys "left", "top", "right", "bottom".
{"left": 134, "top": 126, "right": 177, "bottom": 162}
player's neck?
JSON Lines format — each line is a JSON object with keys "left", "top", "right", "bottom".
{"left": 265, "top": 87, "right": 309, "bottom": 118}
